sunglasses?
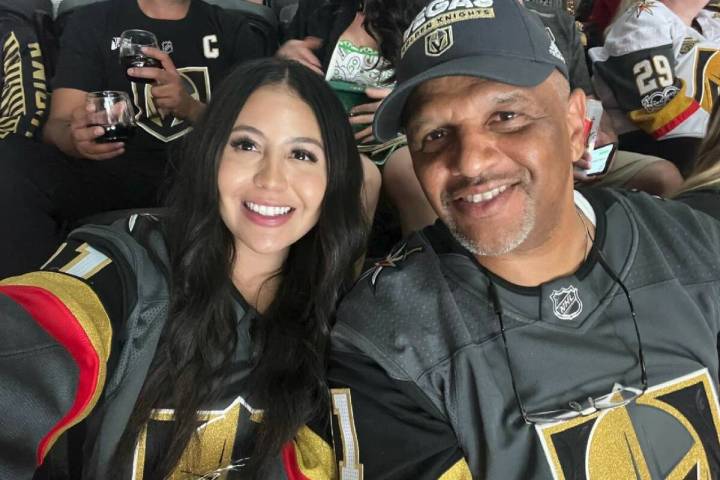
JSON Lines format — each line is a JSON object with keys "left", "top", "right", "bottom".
{"left": 487, "top": 245, "right": 648, "bottom": 425}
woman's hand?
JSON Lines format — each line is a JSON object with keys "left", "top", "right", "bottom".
{"left": 276, "top": 37, "right": 324, "bottom": 75}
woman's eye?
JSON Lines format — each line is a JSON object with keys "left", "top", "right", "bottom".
{"left": 292, "top": 149, "right": 317, "bottom": 162}
{"left": 230, "top": 138, "right": 257, "bottom": 151}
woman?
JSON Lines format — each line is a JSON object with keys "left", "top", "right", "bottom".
{"left": 279, "top": 0, "right": 422, "bottom": 151}
{"left": 277, "top": 0, "right": 426, "bottom": 255}
{"left": 674, "top": 100, "right": 720, "bottom": 220}
{"left": 0, "top": 58, "right": 366, "bottom": 479}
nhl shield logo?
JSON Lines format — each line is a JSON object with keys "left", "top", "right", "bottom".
{"left": 549, "top": 285, "right": 583, "bottom": 321}
{"left": 425, "top": 26, "right": 453, "bottom": 57}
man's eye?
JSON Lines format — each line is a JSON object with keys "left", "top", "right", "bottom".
{"left": 425, "top": 129, "right": 447, "bottom": 142}
{"left": 497, "top": 111, "right": 518, "bottom": 122}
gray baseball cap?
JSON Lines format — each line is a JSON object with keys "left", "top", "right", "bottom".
{"left": 374, "top": 0, "right": 569, "bottom": 141}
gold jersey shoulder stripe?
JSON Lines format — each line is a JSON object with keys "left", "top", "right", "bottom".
{"left": 629, "top": 80, "right": 699, "bottom": 138}
{"left": 0, "top": 271, "right": 112, "bottom": 458}
{"left": 438, "top": 458, "right": 473, "bottom": 480}
{"left": 0, "top": 31, "right": 25, "bottom": 139}
{"left": 293, "top": 425, "right": 338, "bottom": 480}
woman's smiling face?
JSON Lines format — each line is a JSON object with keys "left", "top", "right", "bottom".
{"left": 218, "top": 84, "right": 328, "bottom": 258}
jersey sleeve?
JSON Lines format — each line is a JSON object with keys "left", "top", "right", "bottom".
{"left": 567, "top": 19, "right": 594, "bottom": 95}
{"left": 281, "top": 420, "right": 338, "bottom": 480}
{"left": 0, "top": 16, "right": 48, "bottom": 139}
{"left": 51, "top": 6, "right": 105, "bottom": 91}
{"left": 327, "top": 347, "right": 471, "bottom": 480}
{"left": 591, "top": 11, "right": 699, "bottom": 140}
{"left": 0, "top": 239, "right": 123, "bottom": 477}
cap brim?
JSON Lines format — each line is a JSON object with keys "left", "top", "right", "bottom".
{"left": 374, "top": 55, "right": 557, "bottom": 142}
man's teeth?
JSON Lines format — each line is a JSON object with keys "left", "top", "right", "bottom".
{"left": 245, "top": 201, "right": 292, "bottom": 217}
{"left": 464, "top": 185, "right": 509, "bottom": 203}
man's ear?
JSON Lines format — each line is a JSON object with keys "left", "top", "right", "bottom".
{"left": 566, "top": 88, "right": 587, "bottom": 162}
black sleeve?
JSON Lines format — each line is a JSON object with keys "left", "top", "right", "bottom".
{"left": 222, "top": 10, "right": 276, "bottom": 60}
{"left": 41, "top": 238, "right": 131, "bottom": 379}
{"left": 675, "top": 189, "right": 720, "bottom": 222}
{"left": 0, "top": 15, "right": 48, "bottom": 139}
{"left": 567, "top": 17, "right": 594, "bottom": 95}
{"left": 328, "top": 348, "right": 471, "bottom": 479}
{"left": 41, "top": 239, "right": 124, "bottom": 323}
{"left": 51, "top": 6, "right": 106, "bottom": 91}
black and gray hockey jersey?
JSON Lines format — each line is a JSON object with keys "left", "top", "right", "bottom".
{"left": 0, "top": 215, "right": 334, "bottom": 479}
{"left": 328, "top": 188, "right": 720, "bottom": 479}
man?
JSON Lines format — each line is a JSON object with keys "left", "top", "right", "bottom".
{"left": 590, "top": 0, "right": 720, "bottom": 173}
{"left": 326, "top": 0, "right": 720, "bottom": 478}
{"left": 382, "top": 0, "right": 682, "bottom": 237}
{"left": 0, "top": 0, "right": 267, "bottom": 277}
{"left": 521, "top": 0, "right": 681, "bottom": 196}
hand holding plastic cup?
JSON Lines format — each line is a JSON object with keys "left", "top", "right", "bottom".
{"left": 86, "top": 91, "right": 137, "bottom": 143}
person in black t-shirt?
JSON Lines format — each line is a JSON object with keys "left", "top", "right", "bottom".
{"left": 0, "top": 0, "right": 268, "bottom": 277}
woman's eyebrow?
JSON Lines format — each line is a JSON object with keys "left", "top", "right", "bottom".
{"left": 230, "top": 125, "right": 265, "bottom": 137}
{"left": 287, "top": 137, "right": 324, "bottom": 148}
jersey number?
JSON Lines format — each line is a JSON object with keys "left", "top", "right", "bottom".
{"left": 633, "top": 55, "right": 674, "bottom": 96}
{"left": 331, "top": 389, "right": 364, "bottom": 480}
{"left": 42, "top": 242, "right": 111, "bottom": 279}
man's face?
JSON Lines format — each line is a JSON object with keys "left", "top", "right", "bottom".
{"left": 405, "top": 74, "right": 585, "bottom": 257}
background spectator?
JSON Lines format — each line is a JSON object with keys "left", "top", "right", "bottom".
{"left": 590, "top": 0, "right": 720, "bottom": 174}
{"left": 0, "top": 58, "right": 366, "bottom": 480}
{"left": 0, "top": 0, "right": 268, "bottom": 277}
{"left": 675, "top": 100, "right": 720, "bottom": 218}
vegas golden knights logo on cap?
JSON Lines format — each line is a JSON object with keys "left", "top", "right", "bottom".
{"left": 425, "top": 26, "right": 453, "bottom": 57}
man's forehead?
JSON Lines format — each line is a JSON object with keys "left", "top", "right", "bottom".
{"left": 407, "top": 76, "right": 540, "bottom": 118}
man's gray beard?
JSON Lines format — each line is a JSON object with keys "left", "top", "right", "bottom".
{"left": 443, "top": 198, "right": 536, "bottom": 257}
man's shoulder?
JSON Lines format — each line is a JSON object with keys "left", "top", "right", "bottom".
{"left": 333, "top": 227, "right": 484, "bottom": 381}
{"left": 193, "top": 0, "right": 251, "bottom": 28}
{"left": 601, "top": 2, "right": 676, "bottom": 55}
{"left": 60, "top": 0, "right": 113, "bottom": 39}
{"left": 604, "top": 188, "right": 720, "bottom": 277}
{"left": 68, "top": 0, "right": 114, "bottom": 19}
{"left": 339, "top": 231, "right": 440, "bottom": 315}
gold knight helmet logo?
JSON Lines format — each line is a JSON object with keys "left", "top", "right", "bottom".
{"left": 425, "top": 26, "right": 454, "bottom": 57}
{"left": 132, "top": 396, "right": 263, "bottom": 479}
{"left": 131, "top": 66, "right": 211, "bottom": 142}
{"left": 537, "top": 369, "right": 720, "bottom": 479}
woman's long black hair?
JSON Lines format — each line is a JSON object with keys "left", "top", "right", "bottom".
{"left": 114, "top": 58, "right": 367, "bottom": 478}
{"left": 362, "top": 0, "right": 428, "bottom": 70}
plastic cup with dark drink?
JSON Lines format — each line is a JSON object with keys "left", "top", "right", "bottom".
{"left": 86, "top": 91, "right": 137, "bottom": 143}
{"left": 119, "top": 29, "right": 162, "bottom": 85}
